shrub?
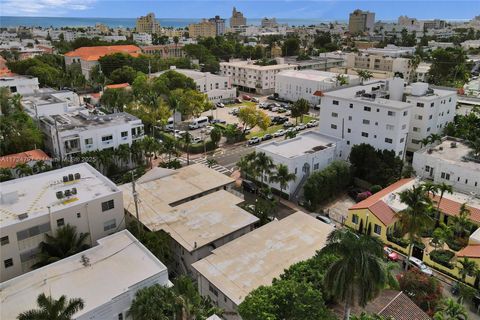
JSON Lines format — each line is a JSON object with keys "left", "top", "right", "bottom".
{"left": 387, "top": 234, "right": 409, "bottom": 248}
{"left": 446, "top": 238, "right": 466, "bottom": 251}
{"left": 159, "top": 159, "right": 181, "bottom": 169}
{"left": 370, "top": 185, "right": 382, "bottom": 194}
{"left": 398, "top": 269, "right": 443, "bottom": 315}
{"left": 356, "top": 191, "right": 372, "bottom": 202}
{"left": 430, "top": 249, "right": 455, "bottom": 269}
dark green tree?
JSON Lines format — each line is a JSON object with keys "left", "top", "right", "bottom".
{"left": 17, "top": 293, "right": 84, "bottom": 320}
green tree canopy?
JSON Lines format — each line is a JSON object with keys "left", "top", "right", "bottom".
{"left": 17, "top": 293, "right": 84, "bottom": 320}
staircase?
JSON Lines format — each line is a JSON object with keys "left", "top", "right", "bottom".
{"left": 291, "top": 174, "right": 309, "bottom": 202}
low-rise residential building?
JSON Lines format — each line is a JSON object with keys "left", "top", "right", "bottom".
{"left": 152, "top": 67, "right": 236, "bottom": 103}
{"left": 188, "top": 19, "right": 217, "bottom": 39}
{"left": 220, "top": 60, "right": 297, "bottom": 94}
{"left": 280, "top": 56, "right": 345, "bottom": 71}
{"left": 275, "top": 69, "right": 360, "bottom": 105}
{"left": 345, "top": 52, "right": 414, "bottom": 81}
{"left": 0, "top": 149, "right": 51, "bottom": 178}
{"left": 0, "top": 163, "right": 125, "bottom": 281}
{"left": 39, "top": 111, "right": 144, "bottom": 160}
{"left": 0, "top": 75, "right": 39, "bottom": 95}
{"left": 462, "top": 40, "right": 480, "bottom": 50}
{"left": 64, "top": 45, "right": 141, "bottom": 79}
{"left": 413, "top": 137, "right": 480, "bottom": 194}
{"left": 140, "top": 44, "right": 185, "bottom": 58}
{"left": 133, "top": 32, "right": 152, "bottom": 45}
{"left": 363, "top": 44, "right": 416, "bottom": 58}
{"left": 120, "top": 165, "right": 259, "bottom": 275}
{"left": 256, "top": 131, "right": 345, "bottom": 197}
{"left": 415, "top": 63, "right": 431, "bottom": 82}
{"left": 192, "top": 212, "right": 335, "bottom": 319}
{"left": 22, "top": 89, "right": 81, "bottom": 118}
{"left": 0, "top": 230, "right": 171, "bottom": 320}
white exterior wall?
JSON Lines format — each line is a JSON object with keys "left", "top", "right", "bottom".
{"left": 197, "top": 273, "right": 240, "bottom": 320}
{"left": 0, "top": 77, "right": 39, "bottom": 95}
{"left": 65, "top": 56, "right": 98, "bottom": 79}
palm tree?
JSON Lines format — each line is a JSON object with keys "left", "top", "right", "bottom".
{"left": 236, "top": 151, "right": 257, "bottom": 180}
{"left": 269, "top": 164, "right": 296, "bottom": 195}
{"left": 15, "top": 163, "right": 33, "bottom": 177}
{"left": 291, "top": 98, "right": 310, "bottom": 124}
{"left": 183, "top": 133, "right": 192, "bottom": 165}
{"left": 254, "top": 152, "right": 274, "bottom": 185}
{"left": 142, "top": 136, "right": 161, "bottom": 168}
{"left": 451, "top": 204, "right": 472, "bottom": 238}
{"left": 130, "top": 140, "right": 144, "bottom": 165}
{"left": 336, "top": 74, "right": 349, "bottom": 86}
{"left": 321, "top": 229, "right": 387, "bottom": 320}
{"left": 356, "top": 69, "right": 373, "bottom": 85}
{"left": 435, "top": 182, "right": 453, "bottom": 218}
{"left": 17, "top": 293, "right": 84, "bottom": 320}
{"left": 33, "top": 224, "right": 90, "bottom": 269}
{"left": 206, "top": 158, "right": 217, "bottom": 168}
{"left": 458, "top": 257, "right": 477, "bottom": 282}
{"left": 115, "top": 143, "right": 131, "bottom": 168}
{"left": 398, "top": 185, "right": 434, "bottom": 270}
{"left": 32, "top": 160, "right": 51, "bottom": 174}
{"left": 420, "top": 136, "right": 432, "bottom": 148}
{"left": 433, "top": 298, "right": 467, "bottom": 320}
{"left": 468, "top": 137, "right": 480, "bottom": 159}
{"left": 432, "top": 223, "right": 453, "bottom": 250}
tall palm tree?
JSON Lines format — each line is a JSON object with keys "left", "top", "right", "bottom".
{"left": 254, "top": 152, "right": 274, "bottom": 185}
{"left": 356, "top": 69, "right": 373, "bottom": 85}
{"left": 458, "top": 257, "right": 477, "bottom": 282}
{"left": 130, "top": 140, "right": 144, "bottom": 165}
{"left": 33, "top": 224, "right": 90, "bottom": 269}
{"left": 322, "top": 229, "right": 387, "bottom": 320}
{"left": 17, "top": 293, "right": 84, "bottom": 320}
{"left": 451, "top": 204, "right": 472, "bottom": 238}
{"left": 398, "top": 185, "right": 434, "bottom": 270}
{"left": 433, "top": 298, "right": 467, "bottom": 320}
{"left": 15, "top": 163, "right": 33, "bottom": 177}
{"left": 236, "top": 151, "right": 257, "bottom": 180}
{"left": 269, "top": 164, "right": 296, "bottom": 195}
{"left": 115, "top": 143, "right": 131, "bottom": 168}
{"left": 435, "top": 182, "right": 453, "bottom": 214}
{"left": 142, "top": 136, "right": 161, "bottom": 168}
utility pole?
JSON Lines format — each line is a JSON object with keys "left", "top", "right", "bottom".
{"left": 54, "top": 118, "right": 63, "bottom": 167}
{"left": 148, "top": 59, "right": 151, "bottom": 77}
{"left": 131, "top": 171, "right": 141, "bottom": 234}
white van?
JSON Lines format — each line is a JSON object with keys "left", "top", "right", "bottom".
{"left": 165, "top": 117, "right": 175, "bottom": 131}
{"left": 189, "top": 116, "right": 209, "bottom": 129}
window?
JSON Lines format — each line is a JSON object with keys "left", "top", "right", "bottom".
{"left": 427, "top": 127, "right": 431, "bottom": 132}
{"left": 403, "top": 111, "right": 408, "bottom": 116}
{"left": 103, "top": 219, "right": 116, "bottom": 231}
{"left": 400, "top": 137, "right": 405, "bottom": 143}
{"left": 440, "top": 172, "right": 450, "bottom": 180}
{"left": 348, "top": 116, "right": 352, "bottom": 121}
{"left": 332, "top": 100, "right": 339, "bottom": 105}
{"left": 364, "top": 106, "right": 371, "bottom": 112}
{"left": 17, "top": 223, "right": 51, "bottom": 241}
{"left": 56, "top": 218, "right": 65, "bottom": 227}
{"left": 4, "top": 258, "right": 13, "bottom": 268}
{"left": 431, "top": 102, "right": 434, "bottom": 107}
{"left": 402, "top": 124, "right": 407, "bottom": 129}
{"left": 416, "top": 102, "right": 424, "bottom": 108}
{"left": 374, "top": 224, "right": 382, "bottom": 235}
{"left": 121, "top": 131, "right": 128, "bottom": 138}
{"left": 385, "top": 138, "right": 393, "bottom": 144}
{"left": 101, "top": 135, "right": 113, "bottom": 142}
{"left": 331, "top": 124, "right": 337, "bottom": 129}
{"left": 209, "top": 284, "right": 218, "bottom": 296}
{"left": 387, "top": 111, "right": 396, "bottom": 116}
{"left": 347, "top": 140, "right": 350, "bottom": 145}
{"left": 84, "top": 138, "right": 93, "bottom": 145}
{"left": 362, "top": 119, "right": 370, "bottom": 125}
{"left": 77, "top": 212, "right": 81, "bottom": 218}
{"left": 349, "top": 103, "right": 353, "bottom": 109}
{"left": 412, "top": 139, "right": 421, "bottom": 144}
{"left": 352, "top": 214, "right": 359, "bottom": 224}
{"left": 1, "top": 236, "right": 9, "bottom": 246}
{"left": 331, "top": 112, "right": 338, "bottom": 118}
{"left": 347, "top": 128, "right": 351, "bottom": 133}
{"left": 413, "top": 127, "right": 420, "bottom": 132}
{"left": 118, "top": 314, "right": 123, "bottom": 320}
{"left": 415, "top": 114, "right": 423, "bottom": 120}
{"left": 465, "top": 179, "right": 468, "bottom": 184}
{"left": 314, "top": 163, "right": 319, "bottom": 170}
{"left": 361, "top": 132, "right": 369, "bottom": 137}
{"left": 101, "top": 200, "right": 115, "bottom": 212}
{"left": 386, "top": 124, "right": 394, "bottom": 131}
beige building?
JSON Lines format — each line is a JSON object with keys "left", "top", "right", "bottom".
{"left": 136, "top": 12, "right": 161, "bottom": 34}
{"left": 349, "top": 9, "right": 375, "bottom": 34}
{"left": 230, "top": 7, "right": 247, "bottom": 28}
{"left": 0, "top": 163, "right": 125, "bottom": 282}
{"left": 344, "top": 52, "right": 414, "bottom": 82}
{"left": 192, "top": 212, "right": 335, "bottom": 319}
{"left": 120, "top": 165, "right": 259, "bottom": 275}
{"left": 141, "top": 44, "right": 185, "bottom": 58}
{"left": 188, "top": 19, "right": 217, "bottom": 39}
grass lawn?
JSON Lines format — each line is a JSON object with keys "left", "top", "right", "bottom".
{"left": 246, "top": 124, "right": 283, "bottom": 139}
{"left": 296, "top": 115, "right": 317, "bottom": 124}
{"left": 225, "top": 101, "right": 257, "bottom": 108}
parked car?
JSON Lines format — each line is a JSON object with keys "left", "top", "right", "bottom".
{"left": 273, "top": 129, "right": 285, "bottom": 137}
{"left": 230, "top": 108, "right": 240, "bottom": 116}
{"left": 271, "top": 106, "right": 279, "bottom": 112}
{"left": 242, "top": 94, "right": 252, "bottom": 101}
{"left": 192, "top": 136, "right": 203, "bottom": 144}
{"left": 406, "top": 257, "right": 433, "bottom": 276}
{"left": 283, "top": 121, "right": 294, "bottom": 128}
{"left": 216, "top": 102, "right": 225, "bottom": 108}
{"left": 296, "top": 124, "right": 307, "bottom": 131}
{"left": 383, "top": 247, "right": 399, "bottom": 262}
{"left": 251, "top": 97, "right": 259, "bottom": 103}
{"left": 247, "top": 137, "right": 260, "bottom": 145}
{"left": 315, "top": 214, "right": 335, "bottom": 227}
{"left": 259, "top": 103, "right": 268, "bottom": 109}
{"left": 306, "top": 120, "right": 318, "bottom": 128}
{"left": 285, "top": 110, "right": 292, "bottom": 116}
{"left": 262, "top": 134, "right": 273, "bottom": 141}
{"left": 173, "top": 129, "right": 186, "bottom": 136}
{"left": 277, "top": 107, "right": 286, "bottom": 113}
{"left": 235, "top": 98, "right": 242, "bottom": 103}
{"left": 242, "top": 180, "right": 258, "bottom": 193}
{"left": 267, "top": 95, "right": 275, "bottom": 100}
{"left": 211, "top": 119, "right": 226, "bottom": 124}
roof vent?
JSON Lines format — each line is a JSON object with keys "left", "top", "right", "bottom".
{"left": 450, "top": 142, "right": 457, "bottom": 148}
{"left": 18, "top": 213, "right": 29, "bottom": 220}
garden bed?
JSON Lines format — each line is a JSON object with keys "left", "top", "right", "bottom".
{"left": 429, "top": 249, "right": 455, "bottom": 269}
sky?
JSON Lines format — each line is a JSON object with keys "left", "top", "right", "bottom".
{"left": 1, "top": 0, "right": 479, "bottom": 20}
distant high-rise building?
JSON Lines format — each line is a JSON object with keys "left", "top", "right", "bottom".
{"left": 136, "top": 12, "right": 161, "bottom": 34}
{"left": 209, "top": 15, "right": 226, "bottom": 36}
{"left": 261, "top": 17, "right": 278, "bottom": 28}
{"left": 348, "top": 9, "right": 375, "bottom": 34}
{"left": 230, "top": 7, "right": 247, "bottom": 28}
{"left": 188, "top": 19, "right": 217, "bottom": 39}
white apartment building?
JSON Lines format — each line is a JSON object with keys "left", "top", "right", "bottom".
{"left": 413, "top": 137, "right": 480, "bottom": 194}
{"left": 1, "top": 230, "right": 171, "bottom": 320}
{"left": 133, "top": 32, "right": 153, "bottom": 45}
{"left": 120, "top": 165, "right": 259, "bottom": 275}
{"left": 192, "top": 212, "right": 334, "bottom": 319}
{"left": 256, "top": 131, "right": 345, "bottom": 197}
{"left": 151, "top": 67, "right": 236, "bottom": 103}
{"left": 22, "top": 89, "right": 81, "bottom": 119}
{"left": 220, "top": 60, "right": 297, "bottom": 94}
{"left": 0, "top": 163, "right": 125, "bottom": 281}
{"left": 0, "top": 75, "right": 39, "bottom": 95}
{"left": 345, "top": 52, "right": 414, "bottom": 81}
{"left": 462, "top": 40, "right": 480, "bottom": 50}
{"left": 39, "top": 111, "right": 144, "bottom": 160}
{"left": 404, "top": 82, "right": 456, "bottom": 152}
{"left": 415, "top": 63, "right": 431, "bottom": 82}
{"left": 363, "top": 44, "right": 416, "bottom": 58}
{"left": 275, "top": 69, "right": 360, "bottom": 105}
{"left": 318, "top": 78, "right": 413, "bottom": 157}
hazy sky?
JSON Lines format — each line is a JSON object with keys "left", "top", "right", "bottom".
{"left": 1, "top": 0, "right": 479, "bottom": 20}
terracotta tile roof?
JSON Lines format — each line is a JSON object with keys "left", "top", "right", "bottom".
{"left": 350, "top": 178, "right": 414, "bottom": 210}
{"left": 457, "top": 245, "right": 480, "bottom": 258}
{"left": 105, "top": 83, "right": 130, "bottom": 89}
{"left": 313, "top": 90, "right": 324, "bottom": 97}
{"left": 368, "top": 200, "right": 397, "bottom": 226}
{"left": 64, "top": 45, "right": 141, "bottom": 61}
{"left": 431, "top": 195, "right": 480, "bottom": 224}
{"left": 0, "top": 149, "right": 50, "bottom": 169}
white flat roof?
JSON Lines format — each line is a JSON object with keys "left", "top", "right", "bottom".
{"left": 277, "top": 69, "right": 359, "bottom": 83}
{"left": 0, "top": 163, "right": 119, "bottom": 228}
{"left": 192, "top": 212, "right": 334, "bottom": 306}
{"left": 151, "top": 68, "right": 226, "bottom": 81}
{"left": 258, "top": 131, "right": 341, "bottom": 159}
{"left": 0, "top": 230, "right": 170, "bottom": 320}
{"left": 220, "top": 60, "right": 296, "bottom": 71}
{"left": 415, "top": 138, "right": 479, "bottom": 171}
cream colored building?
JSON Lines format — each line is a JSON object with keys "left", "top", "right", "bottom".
{"left": 192, "top": 212, "right": 335, "bottom": 319}
{"left": 0, "top": 163, "right": 125, "bottom": 282}
{"left": 349, "top": 9, "right": 375, "bottom": 34}
{"left": 345, "top": 52, "right": 414, "bottom": 82}
{"left": 120, "top": 165, "right": 259, "bottom": 275}
{"left": 230, "top": 7, "right": 247, "bottom": 28}
{"left": 188, "top": 19, "right": 217, "bottom": 39}
{"left": 136, "top": 12, "right": 161, "bottom": 34}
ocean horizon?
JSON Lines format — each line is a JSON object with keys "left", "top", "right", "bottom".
{"left": 0, "top": 16, "right": 348, "bottom": 29}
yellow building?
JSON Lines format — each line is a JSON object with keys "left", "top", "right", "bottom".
{"left": 136, "top": 12, "right": 161, "bottom": 34}
{"left": 188, "top": 19, "right": 216, "bottom": 39}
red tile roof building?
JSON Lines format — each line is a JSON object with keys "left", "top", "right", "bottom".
{"left": 0, "top": 150, "right": 51, "bottom": 169}
{"left": 64, "top": 45, "right": 141, "bottom": 61}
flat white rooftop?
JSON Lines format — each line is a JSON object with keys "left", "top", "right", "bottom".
{"left": 277, "top": 69, "right": 359, "bottom": 83}
{"left": 0, "top": 163, "right": 119, "bottom": 228}
{"left": 221, "top": 60, "right": 296, "bottom": 71}
{"left": 151, "top": 68, "right": 226, "bottom": 81}
{"left": 192, "top": 212, "right": 334, "bottom": 306}
{"left": 0, "top": 230, "right": 170, "bottom": 320}
{"left": 258, "top": 131, "right": 341, "bottom": 159}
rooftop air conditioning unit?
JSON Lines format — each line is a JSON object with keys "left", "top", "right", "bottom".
{"left": 56, "top": 191, "right": 64, "bottom": 199}
{"left": 450, "top": 142, "right": 457, "bottom": 148}
{"left": 68, "top": 173, "right": 74, "bottom": 181}
{"left": 74, "top": 172, "right": 81, "bottom": 180}
{"left": 18, "top": 213, "right": 29, "bottom": 220}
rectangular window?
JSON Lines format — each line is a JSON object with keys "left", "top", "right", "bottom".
{"left": 425, "top": 165, "right": 431, "bottom": 172}
{"left": 361, "top": 132, "right": 369, "bottom": 137}
{"left": 402, "top": 124, "right": 406, "bottom": 129}
{"left": 413, "top": 127, "right": 420, "bottom": 132}
{"left": 103, "top": 219, "right": 116, "bottom": 231}
{"left": 362, "top": 119, "right": 370, "bottom": 125}
{"left": 415, "top": 114, "right": 423, "bottom": 120}
{"left": 387, "top": 111, "right": 396, "bottom": 116}
{"left": 314, "top": 163, "right": 319, "bottom": 170}
{"left": 403, "top": 111, "right": 408, "bottom": 116}
{"left": 1, "top": 236, "right": 9, "bottom": 246}
{"left": 209, "top": 284, "right": 219, "bottom": 296}
{"left": 121, "top": 131, "right": 128, "bottom": 138}
{"left": 352, "top": 214, "right": 359, "bottom": 224}
{"left": 332, "top": 100, "right": 339, "bottom": 105}
{"left": 331, "top": 112, "right": 338, "bottom": 118}
{"left": 16, "top": 223, "right": 51, "bottom": 241}
{"left": 347, "top": 128, "right": 351, "bottom": 133}
{"left": 84, "top": 138, "right": 93, "bottom": 145}
{"left": 348, "top": 116, "right": 352, "bottom": 121}
{"left": 386, "top": 124, "right": 394, "bottom": 131}
{"left": 400, "top": 138, "right": 405, "bottom": 143}
{"left": 101, "top": 199, "right": 115, "bottom": 212}
{"left": 118, "top": 314, "right": 123, "bottom": 320}
{"left": 102, "top": 135, "right": 113, "bottom": 142}
{"left": 347, "top": 141, "right": 350, "bottom": 145}
{"left": 4, "top": 258, "right": 13, "bottom": 268}
{"left": 385, "top": 138, "right": 393, "bottom": 144}
{"left": 440, "top": 172, "right": 450, "bottom": 180}
{"left": 331, "top": 124, "right": 337, "bottom": 129}
{"left": 56, "top": 218, "right": 65, "bottom": 227}
{"left": 77, "top": 212, "right": 81, "bottom": 218}
{"left": 416, "top": 102, "right": 424, "bottom": 108}
{"left": 374, "top": 224, "right": 382, "bottom": 235}
{"left": 364, "top": 106, "right": 371, "bottom": 112}
{"left": 349, "top": 103, "right": 353, "bottom": 109}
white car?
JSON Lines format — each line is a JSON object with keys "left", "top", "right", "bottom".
{"left": 297, "top": 124, "right": 307, "bottom": 130}
{"left": 307, "top": 120, "right": 319, "bottom": 128}
{"left": 273, "top": 129, "right": 285, "bottom": 137}
{"left": 408, "top": 257, "right": 433, "bottom": 276}
{"left": 192, "top": 136, "right": 203, "bottom": 144}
